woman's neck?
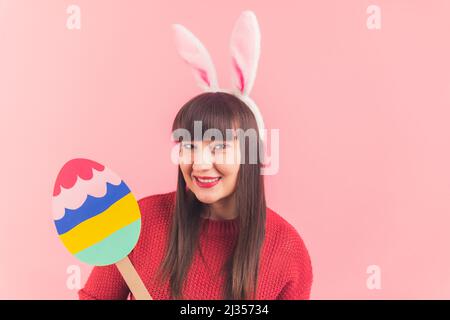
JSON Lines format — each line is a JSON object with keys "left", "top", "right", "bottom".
{"left": 202, "top": 194, "right": 238, "bottom": 221}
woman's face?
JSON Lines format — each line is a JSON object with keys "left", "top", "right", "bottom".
{"left": 179, "top": 137, "right": 241, "bottom": 205}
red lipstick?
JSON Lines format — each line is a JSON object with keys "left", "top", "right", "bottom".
{"left": 193, "top": 176, "right": 222, "bottom": 188}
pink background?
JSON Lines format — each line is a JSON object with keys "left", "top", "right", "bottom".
{"left": 1, "top": 0, "right": 450, "bottom": 299}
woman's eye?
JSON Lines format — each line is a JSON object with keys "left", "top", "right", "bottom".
{"left": 182, "top": 143, "right": 195, "bottom": 150}
{"left": 212, "top": 143, "right": 229, "bottom": 151}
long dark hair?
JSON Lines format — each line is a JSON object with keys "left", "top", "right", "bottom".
{"left": 156, "top": 92, "right": 266, "bottom": 300}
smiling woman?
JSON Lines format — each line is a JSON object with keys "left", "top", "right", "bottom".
{"left": 78, "top": 10, "right": 313, "bottom": 300}
{"left": 177, "top": 136, "right": 241, "bottom": 206}
{"left": 164, "top": 92, "right": 267, "bottom": 299}
{"left": 173, "top": 93, "right": 245, "bottom": 218}
{"left": 78, "top": 92, "right": 313, "bottom": 300}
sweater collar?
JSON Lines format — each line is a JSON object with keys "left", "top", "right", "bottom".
{"left": 200, "top": 215, "right": 240, "bottom": 237}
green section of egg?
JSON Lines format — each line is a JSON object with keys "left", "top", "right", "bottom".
{"left": 74, "top": 219, "right": 141, "bottom": 266}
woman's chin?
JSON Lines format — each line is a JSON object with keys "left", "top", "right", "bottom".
{"left": 193, "top": 192, "right": 220, "bottom": 204}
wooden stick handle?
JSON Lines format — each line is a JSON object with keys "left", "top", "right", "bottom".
{"left": 116, "top": 256, "right": 152, "bottom": 300}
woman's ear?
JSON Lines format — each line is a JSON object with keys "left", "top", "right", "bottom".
{"left": 172, "top": 24, "right": 219, "bottom": 92}
{"left": 229, "top": 11, "right": 261, "bottom": 96}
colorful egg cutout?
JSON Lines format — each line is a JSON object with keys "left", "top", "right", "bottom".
{"left": 52, "top": 158, "right": 141, "bottom": 266}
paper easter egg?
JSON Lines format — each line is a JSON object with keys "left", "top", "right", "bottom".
{"left": 52, "top": 158, "right": 141, "bottom": 266}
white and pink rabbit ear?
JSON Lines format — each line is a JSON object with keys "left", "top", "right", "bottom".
{"left": 230, "top": 11, "right": 261, "bottom": 96}
{"left": 172, "top": 24, "right": 219, "bottom": 92}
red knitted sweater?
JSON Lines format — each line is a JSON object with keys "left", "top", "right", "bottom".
{"left": 78, "top": 191, "right": 313, "bottom": 300}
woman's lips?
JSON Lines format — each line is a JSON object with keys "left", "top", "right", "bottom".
{"left": 193, "top": 176, "right": 222, "bottom": 188}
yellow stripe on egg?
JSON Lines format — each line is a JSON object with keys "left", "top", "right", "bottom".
{"left": 59, "top": 193, "right": 140, "bottom": 254}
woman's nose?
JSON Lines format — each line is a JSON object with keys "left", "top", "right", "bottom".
{"left": 192, "top": 147, "right": 214, "bottom": 170}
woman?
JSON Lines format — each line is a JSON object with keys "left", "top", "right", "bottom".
{"left": 79, "top": 92, "right": 313, "bottom": 300}
{"left": 79, "top": 11, "right": 312, "bottom": 300}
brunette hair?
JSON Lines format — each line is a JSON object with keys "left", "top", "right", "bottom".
{"left": 156, "top": 92, "right": 266, "bottom": 300}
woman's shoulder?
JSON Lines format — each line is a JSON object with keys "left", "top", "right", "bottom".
{"left": 266, "top": 208, "right": 303, "bottom": 237}
{"left": 265, "top": 207, "right": 313, "bottom": 285}
{"left": 265, "top": 207, "right": 311, "bottom": 259}
{"left": 137, "top": 190, "right": 176, "bottom": 209}
{"left": 137, "top": 190, "right": 176, "bottom": 223}
{"left": 128, "top": 191, "right": 176, "bottom": 262}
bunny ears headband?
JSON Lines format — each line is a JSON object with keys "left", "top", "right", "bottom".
{"left": 172, "top": 10, "right": 266, "bottom": 142}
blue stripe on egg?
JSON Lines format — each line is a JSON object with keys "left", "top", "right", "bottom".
{"left": 54, "top": 180, "right": 131, "bottom": 235}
